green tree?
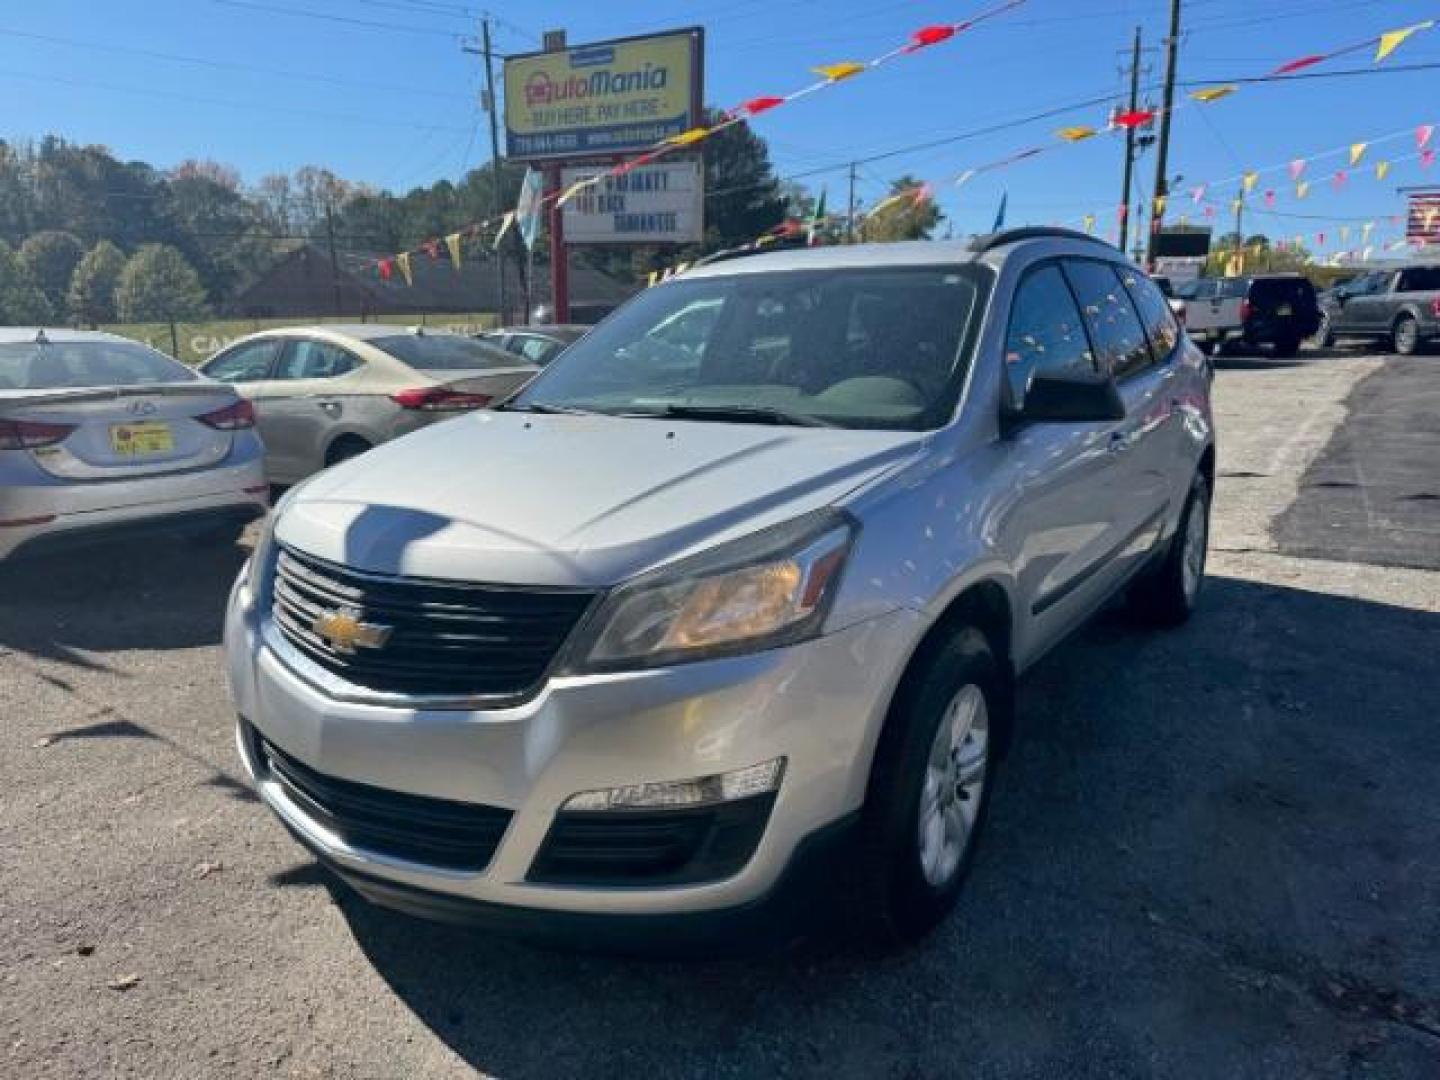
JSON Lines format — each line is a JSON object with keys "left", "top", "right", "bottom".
{"left": 19, "top": 229, "right": 84, "bottom": 318}
{"left": 67, "top": 239, "right": 127, "bottom": 325}
{"left": 114, "top": 244, "right": 209, "bottom": 322}
{"left": 859, "top": 176, "right": 943, "bottom": 243}
{"left": 0, "top": 240, "right": 53, "bottom": 324}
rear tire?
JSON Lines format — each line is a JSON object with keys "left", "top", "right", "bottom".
{"left": 324, "top": 435, "right": 372, "bottom": 468}
{"left": 1392, "top": 315, "right": 1420, "bottom": 357}
{"left": 851, "top": 626, "right": 1001, "bottom": 946}
{"left": 1273, "top": 336, "right": 1301, "bottom": 359}
{"left": 1129, "top": 472, "right": 1209, "bottom": 627}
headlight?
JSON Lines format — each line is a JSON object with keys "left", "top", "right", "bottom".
{"left": 566, "top": 510, "right": 857, "bottom": 672}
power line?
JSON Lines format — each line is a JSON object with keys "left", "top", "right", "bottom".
{"left": 0, "top": 27, "right": 470, "bottom": 101}
{"left": 211, "top": 0, "right": 470, "bottom": 39}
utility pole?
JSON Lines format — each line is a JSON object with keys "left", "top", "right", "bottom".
{"left": 1147, "top": 0, "right": 1183, "bottom": 266}
{"left": 463, "top": 19, "right": 509, "bottom": 322}
{"left": 1118, "top": 26, "right": 1142, "bottom": 254}
{"left": 846, "top": 162, "right": 857, "bottom": 243}
{"left": 323, "top": 200, "right": 343, "bottom": 318}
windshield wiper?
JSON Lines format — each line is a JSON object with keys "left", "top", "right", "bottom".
{"left": 616, "top": 404, "right": 834, "bottom": 428}
{"left": 497, "top": 401, "right": 597, "bottom": 416}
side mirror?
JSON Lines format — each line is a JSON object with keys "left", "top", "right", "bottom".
{"left": 1007, "top": 370, "right": 1126, "bottom": 425}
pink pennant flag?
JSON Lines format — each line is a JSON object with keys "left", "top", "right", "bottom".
{"left": 1117, "top": 203, "right": 1128, "bottom": 223}
{"left": 1191, "top": 184, "right": 1207, "bottom": 204}
{"left": 1264, "top": 190, "right": 1276, "bottom": 207}
{"left": 1419, "top": 125, "right": 1436, "bottom": 150}
{"left": 1271, "top": 54, "right": 1324, "bottom": 75}
{"left": 1203, "top": 205, "right": 1216, "bottom": 218}
{"left": 1288, "top": 159, "right": 1307, "bottom": 180}
{"left": 1423, "top": 149, "right": 1437, "bottom": 169}
{"left": 1317, "top": 232, "right": 1326, "bottom": 246}
{"left": 1332, "top": 170, "right": 1348, "bottom": 190}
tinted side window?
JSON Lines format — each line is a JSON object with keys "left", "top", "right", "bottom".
{"left": 1398, "top": 266, "right": 1440, "bottom": 292}
{"left": 275, "top": 339, "right": 359, "bottom": 380}
{"left": 1003, "top": 264, "right": 1096, "bottom": 406}
{"left": 1120, "top": 268, "right": 1180, "bottom": 361}
{"left": 515, "top": 336, "right": 561, "bottom": 364}
{"left": 205, "top": 339, "right": 278, "bottom": 383}
{"left": 1064, "top": 260, "right": 1153, "bottom": 379}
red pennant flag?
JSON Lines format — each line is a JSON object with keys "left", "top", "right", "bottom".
{"left": 378, "top": 258, "right": 393, "bottom": 280}
{"left": 1271, "top": 54, "right": 1325, "bottom": 75}
{"left": 907, "top": 25, "right": 956, "bottom": 50}
{"left": 1204, "top": 205, "right": 1216, "bottom": 218}
{"left": 613, "top": 150, "right": 661, "bottom": 176}
{"left": 1332, "top": 170, "right": 1348, "bottom": 190}
{"left": 1423, "top": 149, "right": 1437, "bottom": 169}
{"left": 739, "top": 95, "right": 784, "bottom": 117}
{"left": 1113, "top": 109, "right": 1155, "bottom": 129}
{"left": 1117, "top": 203, "right": 1128, "bottom": 222}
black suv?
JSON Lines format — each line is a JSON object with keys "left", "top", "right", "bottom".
{"left": 1237, "top": 275, "right": 1322, "bottom": 357}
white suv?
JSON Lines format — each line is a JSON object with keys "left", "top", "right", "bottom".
{"left": 225, "top": 229, "right": 1214, "bottom": 949}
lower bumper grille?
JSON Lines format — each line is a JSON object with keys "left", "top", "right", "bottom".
{"left": 250, "top": 724, "right": 511, "bottom": 872}
{"left": 527, "top": 795, "right": 777, "bottom": 887}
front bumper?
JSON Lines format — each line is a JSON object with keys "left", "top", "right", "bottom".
{"left": 225, "top": 571, "right": 923, "bottom": 928}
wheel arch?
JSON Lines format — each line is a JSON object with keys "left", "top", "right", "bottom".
{"left": 323, "top": 429, "right": 374, "bottom": 465}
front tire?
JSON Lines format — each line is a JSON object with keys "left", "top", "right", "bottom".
{"left": 1393, "top": 315, "right": 1420, "bottom": 356}
{"left": 1129, "top": 472, "right": 1210, "bottom": 626}
{"left": 852, "top": 627, "right": 1000, "bottom": 945}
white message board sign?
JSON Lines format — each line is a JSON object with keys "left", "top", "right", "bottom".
{"left": 561, "top": 159, "right": 703, "bottom": 244}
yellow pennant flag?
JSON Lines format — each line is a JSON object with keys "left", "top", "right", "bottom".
{"left": 1349, "top": 142, "right": 1368, "bottom": 166}
{"left": 1057, "top": 125, "right": 1097, "bottom": 142}
{"left": 813, "top": 61, "right": 866, "bottom": 82}
{"left": 1242, "top": 171, "right": 1259, "bottom": 192}
{"left": 444, "top": 232, "right": 463, "bottom": 270}
{"left": 666, "top": 126, "right": 710, "bottom": 147}
{"left": 1082, "top": 214, "right": 1096, "bottom": 234}
{"left": 1189, "top": 85, "right": 1236, "bottom": 103}
{"left": 647, "top": 270, "right": 659, "bottom": 287}
{"left": 1376, "top": 21, "right": 1434, "bottom": 63}
{"left": 1296, "top": 180, "right": 1310, "bottom": 199}
{"left": 1375, "top": 160, "right": 1391, "bottom": 181}
{"left": 557, "top": 178, "right": 595, "bottom": 207}
{"left": 395, "top": 251, "right": 413, "bottom": 286}
{"left": 1231, "top": 197, "right": 1243, "bottom": 213}
{"left": 1153, "top": 194, "right": 1167, "bottom": 216}
{"left": 492, "top": 211, "right": 515, "bottom": 250}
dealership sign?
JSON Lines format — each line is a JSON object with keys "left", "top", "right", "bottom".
{"left": 560, "top": 160, "right": 703, "bottom": 244}
{"left": 504, "top": 29, "right": 703, "bottom": 160}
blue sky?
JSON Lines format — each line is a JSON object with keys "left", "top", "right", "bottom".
{"left": 6, "top": 0, "right": 1440, "bottom": 255}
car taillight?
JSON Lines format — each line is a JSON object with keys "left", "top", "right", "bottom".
{"left": 198, "top": 399, "right": 256, "bottom": 430}
{"left": 0, "top": 419, "right": 75, "bottom": 450}
{"left": 1239, "top": 298, "right": 1254, "bottom": 322}
{"left": 390, "top": 387, "right": 493, "bottom": 411}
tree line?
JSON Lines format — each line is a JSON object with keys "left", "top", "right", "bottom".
{"left": 0, "top": 126, "right": 943, "bottom": 327}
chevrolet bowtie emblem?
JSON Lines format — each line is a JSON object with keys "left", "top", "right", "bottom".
{"left": 311, "top": 608, "right": 392, "bottom": 654}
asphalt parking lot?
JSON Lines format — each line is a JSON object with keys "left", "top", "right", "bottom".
{"left": 2, "top": 349, "right": 1438, "bottom": 1079}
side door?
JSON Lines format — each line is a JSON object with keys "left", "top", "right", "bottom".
{"left": 1064, "top": 259, "right": 1175, "bottom": 579}
{"left": 1338, "top": 272, "right": 1390, "bottom": 335}
{"left": 1181, "top": 279, "right": 1220, "bottom": 338}
{"left": 994, "top": 262, "right": 1133, "bottom": 653}
{"left": 254, "top": 338, "right": 366, "bottom": 480}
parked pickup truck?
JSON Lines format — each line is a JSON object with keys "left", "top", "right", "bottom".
{"left": 1173, "top": 275, "right": 1322, "bottom": 357}
{"left": 1318, "top": 263, "right": 1440, "bottom": 355}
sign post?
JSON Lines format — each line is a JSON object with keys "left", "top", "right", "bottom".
{"left": 547, "top": 167, "right": 569, "bottom": 323}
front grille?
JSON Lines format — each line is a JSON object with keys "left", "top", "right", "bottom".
{"left": 527, "top": 795, "right": 777, "bottom": 887}
{"left": 271, "top": 545, "right": 594, "bottom": 700}
{"left": 254, "top": 728, "right": 512, "bottom": 872}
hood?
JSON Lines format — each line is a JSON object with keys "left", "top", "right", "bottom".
{"left": 277, "top": 410, "right": 925, "bottom": 587}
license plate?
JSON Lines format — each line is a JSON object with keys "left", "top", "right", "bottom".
{"left": 110, "top": 421, "right": 173, "bottom": 456}
{"left": 1278, "top": 304, "right": 1292, "bottom": 316}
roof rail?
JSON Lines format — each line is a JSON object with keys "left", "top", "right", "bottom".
{"left": 692, "top": 236, "right": 808, "bottom": 268}
{"left": 967, "top": 227, "right": 1118, "bottom": 254}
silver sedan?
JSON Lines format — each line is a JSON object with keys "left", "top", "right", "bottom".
{"left": 0, "top": 328, "right": 268, "bottom": 561}
{"left": 200, "top": 325, "right": 539, "bottom": 484}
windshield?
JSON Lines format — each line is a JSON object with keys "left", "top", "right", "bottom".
{"left": 371, "top": 334, "right": 523, "bottom": 372}
{"left": 509, "top": 266, "right": 985, "bottom": 430}
{"left": 0, "top": 340, "right": 196, "bottom": 391}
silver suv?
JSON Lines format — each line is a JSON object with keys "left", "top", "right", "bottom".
{"left": 224, "top": 230, "right": 1214, "bottom": 949}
